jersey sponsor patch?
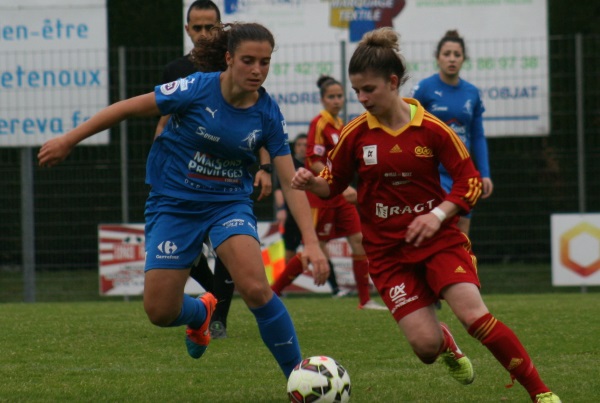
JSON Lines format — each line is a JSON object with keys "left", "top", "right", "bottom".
{"left": 160, "top": 81, "right": 179, "bottom": 95}
{"left": 431, "top": 103, "right": 448, "bottom": 112}
{"left": 243, "top": 129, "right": 260, "bottom": 151}
{"left": 414, "top": 146, "right": 433, "bottom": 158}
{"left": 314, "top": 144, "right": 326, "bottom": 156}
{"left": 363, "top": 145, "right": 377, "bottom": 165}
{"left": 179, "top": 77, "right": 194, "bottom": 91}
{"left": 281, "top": 120, "right": 288, "bottom": 134}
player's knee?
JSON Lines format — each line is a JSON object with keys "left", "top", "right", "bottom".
{"left": 407, "top": 335, "right": 441, "bottom": 364}
{"left": 238, "top": 282, "right": 272, "bottom": 307}
{"left": 415, "top": 353, "right": 438, "bottom": 365}
{"left": 144, "top": 303, "right": 178, "bottom": 327}
{"left": 449, "top": 306, "right": 489, "bottom": 329}
{"left": 413, "top": 347, "right": 440, "bottom": 364}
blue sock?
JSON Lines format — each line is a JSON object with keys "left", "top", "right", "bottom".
{"left": 250, "top": 294, "right": 302, "bottom": 378}
{"left": 168, "top": 294, "right": 206, "bottom": 329}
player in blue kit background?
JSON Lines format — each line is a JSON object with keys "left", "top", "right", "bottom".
{"left": 411, "top": 30, "right": 494, "bottom": 236}
{"left": 38, "top": 22, "right": 328, "bottom": 378}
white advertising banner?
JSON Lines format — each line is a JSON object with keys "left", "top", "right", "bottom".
{"left": 185, "top": 0, "right": 549, "bottom": 138}
{"left": 551, "top": 214, "right": 600, "bottom": 286}
{"left": 98, "top": 222, "right": 352, "bottom": 296}
{"left": 98, "top": 224, "right": 147, "bottom": 296}
{"left": 0, "top": 0, "right": 109, "bottom": 147}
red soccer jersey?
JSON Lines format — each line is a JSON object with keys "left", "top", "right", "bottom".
{"left": 306, "top": 110, "right": 346, "bottom": 208}
{"left": 320, "top": 98, "right": 482, "bottom": 255}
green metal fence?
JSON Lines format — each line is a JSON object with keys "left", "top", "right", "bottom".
{"left": 1, "top": 35, "right": 599, "bottom": 301}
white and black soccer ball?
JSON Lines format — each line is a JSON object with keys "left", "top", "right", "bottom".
{"left": 287, "top": 356, "right": 351, "bottom": 403}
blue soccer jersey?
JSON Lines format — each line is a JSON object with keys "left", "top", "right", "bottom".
{"left": 411, "top": 74, "right": 490, "bottom": 192}
{"left": 148, "top": 71, "right": 290, "bottom": 201}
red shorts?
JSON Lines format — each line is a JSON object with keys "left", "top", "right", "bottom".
{"left": 367, "top": 230, "right": 480, "bottom": 322}
{"left": 312, "top": 202, "right": 362, "bottom": 242}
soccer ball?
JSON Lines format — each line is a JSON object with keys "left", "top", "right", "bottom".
{"left": 287, "top": 356, "right": 351, "bottom": 403}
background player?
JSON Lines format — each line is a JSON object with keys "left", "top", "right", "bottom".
{"left": 272, "top": 75, "right": 386, "bottom": 310}
{"left": 411, "top": 30, "right": 493, "bottom": 236}
{"left": 273, "top": 133, "right": 344, "bottom": 297}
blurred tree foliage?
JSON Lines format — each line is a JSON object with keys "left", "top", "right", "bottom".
{"left": 549, "top": 1, "right": 600, "bottom": 35}
{"left": 108, "top": 0, "right": 182, "bottom": 48}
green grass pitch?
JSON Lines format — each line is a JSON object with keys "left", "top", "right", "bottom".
{"left": 0, "top": 293, "right": 598, "bottom": 402}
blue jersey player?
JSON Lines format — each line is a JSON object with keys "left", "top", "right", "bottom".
{"left": 156, "top": 1, "right": 273, "bottom": 340}
{"left": 38, "top": 22, "right": 329, "bottom": 379}
{"left": 411, "top": 30, "right": 494, "bottom": 236}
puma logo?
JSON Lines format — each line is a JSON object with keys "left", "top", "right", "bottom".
{"left": 205, "top": 107, "right": 217, "bottom": 118}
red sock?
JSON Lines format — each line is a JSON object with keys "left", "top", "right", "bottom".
{"left": 271, "top": 254, "right": 303, "bottom": 296}
{"left": 468, "top": 313, "right": 549, "bottom": 400}
{"left": 352, "top": 254, "right": 371, "bottom": 305}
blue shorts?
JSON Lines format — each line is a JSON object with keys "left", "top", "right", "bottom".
{"left": 440, "top": 173, "right": 473, "bottom": 219}
{"left": 144, "top": 193, "right": 259, "bottom": 271}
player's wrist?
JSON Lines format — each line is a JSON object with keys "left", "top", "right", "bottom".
{"left": 430, "top": 207, "right": 447, "bottom": 222}
{"left": 258, "top": 163, "right": 273, "bottom": 173}
{"left": 302, "top": 235, "right": 320, "bottom": 247}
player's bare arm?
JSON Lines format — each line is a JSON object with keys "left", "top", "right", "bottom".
{"left": 39, "top": 93, "right": 160, "bottom": 168}
{"left": 291, "top": 167, "right": 330, "bottom": 198}
{"left": 273, "top": 156, "right": 329, "bottom": 285}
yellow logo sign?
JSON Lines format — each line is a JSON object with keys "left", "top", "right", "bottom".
{"left": 414, "top": 146, "right": 433, "bottom": 157}
{"left": 390, "top": 144, "right": 402, "bottom": 153}
{"left": 507, "top": 358, "right": 524, "bottom": 371}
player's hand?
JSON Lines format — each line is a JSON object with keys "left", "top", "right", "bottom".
{"left": 254, "top": 169, "right": 272, "bottom": 201}
{"left": 38, "top": 135, "right": 74, "bottom": 167}
{"left": 299, "top": 242, "right": 329, "bottom": 286}
{"left": 481, "top": 177, "right": 494, "bottom": 199}
{"left": 405, "top": 213, "right": 442, "bottom": 247}
{"left": 342, "top": 186, "right": 357, "bottom": 204}
{"left": 291, "top": 167, "right": 315, "bottom": 191}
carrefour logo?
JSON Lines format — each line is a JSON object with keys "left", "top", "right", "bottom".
{"left": 157, "top": 240, "right": 178, "bottom": 255}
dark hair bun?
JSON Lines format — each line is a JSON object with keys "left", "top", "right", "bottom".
{"left": 317, "top": 75, "right": 333, "bottom": 88}
{"left": 444, "top": 30, "right": 460, "bottom": 39}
